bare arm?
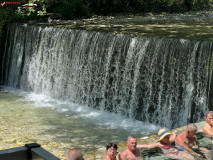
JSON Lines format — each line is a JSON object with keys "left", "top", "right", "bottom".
{"left": 137, "top": 142, "right": 161, "bottom": 149}
{"left": 169, "top": 132, "right": 176, "bottom": 143}
{"left": 116, "top": 152, "right": 121, "bottom": 160}
{"left": 175, "top": 137, "right": 198, "bottom": 156}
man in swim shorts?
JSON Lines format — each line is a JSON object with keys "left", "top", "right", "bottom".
{"left": 121, "top": 135, "right": 143, "bottom": 160}
{"left": 203, "top": 111, "right": 213, "bottom": 139}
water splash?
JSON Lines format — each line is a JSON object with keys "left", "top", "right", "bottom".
{"left": 2, "top": 86, "right": 160, "bottom": 134}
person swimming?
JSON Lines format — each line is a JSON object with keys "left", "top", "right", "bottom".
{"left": 203, "top": 111, "right": 213, "bottom": 139}
{"left": 121, "top": 135, "right": 143, "bottom": 160}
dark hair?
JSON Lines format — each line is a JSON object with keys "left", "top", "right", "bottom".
{"left": 106, "top": 143, "right": 118, "bottom": 150}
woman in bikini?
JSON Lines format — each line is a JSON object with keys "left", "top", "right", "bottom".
{"left": 137, "top": 129, "right": 178, "bottom": 155}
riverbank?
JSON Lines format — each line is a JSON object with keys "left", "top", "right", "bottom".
{"left": 21, "top": 11, "right": 213, "bottom": 42}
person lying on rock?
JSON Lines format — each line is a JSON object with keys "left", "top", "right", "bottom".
{"left": 137, "top": 129, "right": 177, "bottom": 152}
{"left": 102, "top": 143, "right": 121, "bottom": 160}
{"left": 203, "top": 111, "right": 213, "bottom": 139}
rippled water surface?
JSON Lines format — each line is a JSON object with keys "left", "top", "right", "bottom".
{"left": 0, "top": 87, "right": 161, "bottom": 159}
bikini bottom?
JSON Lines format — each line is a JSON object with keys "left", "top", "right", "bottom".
{"left": 175, "top": 145, "right": 197, "bottom": 151}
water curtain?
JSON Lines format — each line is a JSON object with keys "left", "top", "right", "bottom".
{"left": 1, "top": 24, "right": 213, "bottom": 128}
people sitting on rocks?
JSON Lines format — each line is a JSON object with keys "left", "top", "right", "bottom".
{"left": 203, "top": 111, "right": 213, "bottom": 139}
{"left": 137, "top": 128, "right": 185, "bottom": 160}
{"left": 66, "top": 148, "right": 84, "bottom": 160}
{"left": 137, "top": 126, "right": 210, "bottom": 160}
{"left": 137, "top": 129, "right": 176, "bottom": 150}
{"left": 121, "top": 135, "right": 143, "bottom": 160}
{"left": 102, "top": 143, "right": 121, "bottom": 160}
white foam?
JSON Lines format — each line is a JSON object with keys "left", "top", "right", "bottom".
{"left": 1, "top": 86, "right": 162, "bottom": 134}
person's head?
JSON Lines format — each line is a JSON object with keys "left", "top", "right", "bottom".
{"left": 206, "top": 111, "right": 213, "bottom": 126}
{"left": 106, "top": 143, "right": 118, "bottom": 159}
{"left": 127, "top": 135, "right": 137, "bottom": 151}
{"left": 66, "top": 148, "right": 84, "bottom": 160}
{"left": 186, "top": 123, "right": 197, "bottom": 138}
{"left": 158, "top": 129, "right": 171, "bottom": 144}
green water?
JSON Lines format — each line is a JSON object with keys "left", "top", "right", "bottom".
{"left": 0, "top": 88, "right": 161, "bottom": 159}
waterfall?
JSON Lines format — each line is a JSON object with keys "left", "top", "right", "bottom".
{"left": 1, "top": 24, "right": 213, "bottom": 128}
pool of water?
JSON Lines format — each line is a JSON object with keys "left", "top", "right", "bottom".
{"left": 0, "top": 86, "right": 161, "bottom": 159}
{"left": 1, "top": 86, "right": 211, "bottom": 159}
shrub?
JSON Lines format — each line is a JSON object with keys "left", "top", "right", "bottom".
{"left": 52, "top": 0, "right": 92, "bottom": 19}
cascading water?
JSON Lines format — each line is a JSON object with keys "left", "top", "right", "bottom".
{"left": 1, "top": 24, "right": 212, "bottom": 128}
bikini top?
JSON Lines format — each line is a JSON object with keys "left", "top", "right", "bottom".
{"left": 160, "top": 144, "right": 174, "bottom": 149}
{"left": 160, "top": 142, "right": 175, "bottom": 149}
{"left": 160, "top": 143, "right": 179, "bottom": 155}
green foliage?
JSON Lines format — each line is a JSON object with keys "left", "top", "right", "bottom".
{"left": 14, "top": 0, "right": 46, "bottom": 20}
{"left": 52, "top": 0, "right": 92, "bottom": 19}
{"left": 83, "top": 0, "right": 211, "bottom": 14}
{"left": 0, "top": 0, "right": 47, "bottom": 38}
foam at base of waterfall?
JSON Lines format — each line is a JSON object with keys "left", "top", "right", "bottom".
{"left": 1, "top": 86, "right": 162, "bottom": 135}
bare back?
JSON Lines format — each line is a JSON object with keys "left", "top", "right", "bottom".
{"left": 175, "top": 131, "right": 196, "bottom": 148}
